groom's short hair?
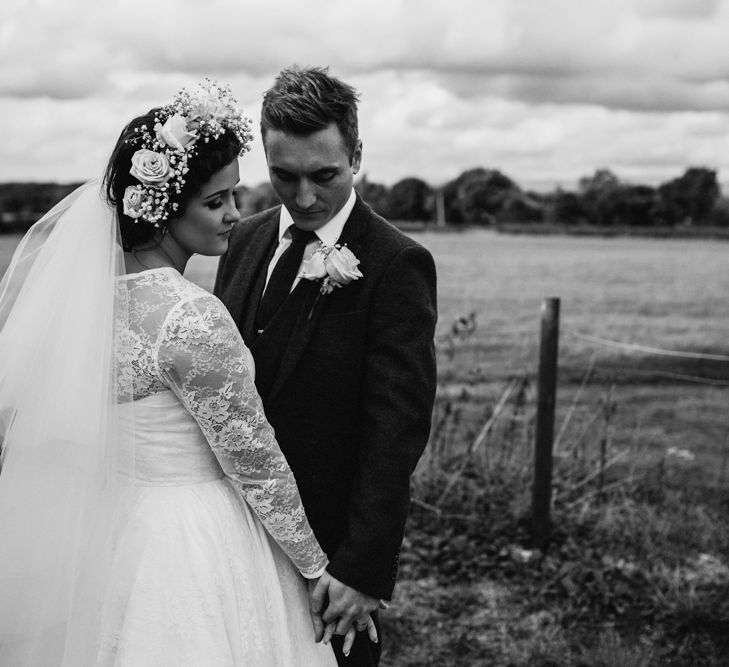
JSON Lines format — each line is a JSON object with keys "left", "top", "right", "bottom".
{"left": 261, "top": 65, "right": 360, "bottom": 161}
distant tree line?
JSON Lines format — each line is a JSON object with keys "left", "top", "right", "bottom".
{"left": 0, "top": 182, "right": 84, "bottom": 231}
{"left": 236, "top": 166, "right": 728, "bottom": 228}
{"left": 549, "top": 168, "right": 727, "bottom": 227}
{"left": 1, "top": 166, "right": 726, "bottom": 232}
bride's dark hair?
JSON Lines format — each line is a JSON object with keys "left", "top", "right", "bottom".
{"left": 104, "top": 108, "right": 242, "bottom": 251}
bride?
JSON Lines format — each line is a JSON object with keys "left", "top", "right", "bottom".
{"left": 0, "top": 81, "right": 372, "bottom": 666}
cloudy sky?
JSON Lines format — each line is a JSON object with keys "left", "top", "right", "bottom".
{"left": 1, "top": 0, "right": 728, "bottom": 192}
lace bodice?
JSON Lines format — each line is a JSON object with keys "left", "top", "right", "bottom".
{"left": 114, "top": 267, "right": 327, "bottom": 578}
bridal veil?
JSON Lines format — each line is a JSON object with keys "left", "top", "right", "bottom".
{"left": 0, "top": 181, "right": 137, "bottom": 665}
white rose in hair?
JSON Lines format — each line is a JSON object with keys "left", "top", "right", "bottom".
{"left": 324, "top": 246, "right": 363, "bottom": 285}
{"left": 155, "top": 114, "right": 198, "bottom": 152}
{"left": 122, "top": 186, "right": 147, "bottom": 219}
{"left": 189, "top": 95, "right": 227, "bottom": 122}
{"left": 130, "top": 149, "right": 172, "bottom": 186}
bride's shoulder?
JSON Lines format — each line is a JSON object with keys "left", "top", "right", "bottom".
{"left": 123, "top": 267, "right": 227, "bottom": 322}
{"left": 162, "top": 271, "right": 232, "bottom": 325}
{"left": 168, "top": 269, "right": 212, "bottom": 301}
{"left": 127, "top": 267, "right": 207, "bottom": 301}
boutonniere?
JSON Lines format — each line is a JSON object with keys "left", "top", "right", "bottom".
{"left": 298, "top": 243, "right": 363, "bottom": 295}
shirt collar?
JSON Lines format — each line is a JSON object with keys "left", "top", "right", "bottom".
{"left": 278, "top": 189, "right": 356, "bottom": 246}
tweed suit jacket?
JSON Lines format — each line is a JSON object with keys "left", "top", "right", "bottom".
{"left": 214, "top": 195, "right": 437, "bottom": 600}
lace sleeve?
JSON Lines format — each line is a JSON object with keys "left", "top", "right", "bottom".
{"left": 155, "top": 293, "right": 327, "bottom": 578}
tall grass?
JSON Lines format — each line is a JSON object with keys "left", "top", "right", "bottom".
{"left": 381, "top": 312, "right": 729, "bottom": 666}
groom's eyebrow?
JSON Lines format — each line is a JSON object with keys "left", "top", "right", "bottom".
{"left": 272, "top": 166, "right": 337, "bottom": 176}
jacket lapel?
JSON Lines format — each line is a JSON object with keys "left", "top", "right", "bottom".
{"left": 329, "top": 195, "right": 366, "bottom": 260}
{"left": 236, "top": 214, "right": 280, "bottom": 344}
{"left": 266, "top": 195, "right": 371, "bottom": 402}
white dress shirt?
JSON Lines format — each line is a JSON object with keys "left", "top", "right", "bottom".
{"left": 263, "top": 188, "right": 357, "bottom": 293}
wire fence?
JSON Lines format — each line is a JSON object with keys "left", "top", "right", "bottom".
{"left": 438, "top": 315, "right": 729, "bottom": 387}
{"left": 429, "top": 299, "right": 729, "bottom": 541}
{"left": 565, "top": 331, "right": 729, "bottom": 363}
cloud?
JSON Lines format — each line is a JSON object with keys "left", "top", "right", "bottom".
{"left": 636, "top": 0, "right": 720, "bottom": 20}
{"left": 353, "top": 71, "right": 729, "bottom": 189}
{"left": 440, "top": 71, "right": 729, "bottom": 112}
{"left": 1, "top": 1, "right": 728, "bottom": 189}
{"left": 1, "top": 72, "right": 727, "bottom": 190}
{"left": 3, "top": 0, "right": 729, "bottom": 110}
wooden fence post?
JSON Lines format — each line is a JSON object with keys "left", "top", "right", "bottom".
{"left": 532, "top": 297, "right": 560, "bottom": 550}
{"left": 435, "top": 189, "right": 446, "bottom": 228}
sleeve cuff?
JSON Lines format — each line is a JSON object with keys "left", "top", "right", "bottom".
{"left": 300, "top": 563, "right": 328, "bottom": 580}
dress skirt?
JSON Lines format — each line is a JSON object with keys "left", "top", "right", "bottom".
{"left": 95, "top": 392, "right": 336, "bottom": 667}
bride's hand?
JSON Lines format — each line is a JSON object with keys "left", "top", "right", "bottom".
{"left": 306, "top": 577, "right": 326, "bottom": 642}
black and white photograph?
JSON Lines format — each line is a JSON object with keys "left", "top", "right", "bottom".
{"left": 1, "top": 1, "right": 728, "bottom": 665}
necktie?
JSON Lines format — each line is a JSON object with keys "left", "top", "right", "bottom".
{"left": 256, "top": 226, "right": 315, "bottom": 331}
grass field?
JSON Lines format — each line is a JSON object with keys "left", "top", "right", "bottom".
{"left": 2, "top": 230, "right": 729, "bottom": 665}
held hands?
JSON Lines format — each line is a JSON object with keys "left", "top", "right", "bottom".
{"left": 307, "top": 572, "right": 382, "bottom": 657}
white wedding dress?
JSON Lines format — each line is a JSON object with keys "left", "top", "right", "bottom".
{"left": 95, "top": 266, "right": 336, "bottom": 667}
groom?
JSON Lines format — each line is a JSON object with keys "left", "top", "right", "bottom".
{"left": 214, "top": 66, "right": 437, "bottom": 666}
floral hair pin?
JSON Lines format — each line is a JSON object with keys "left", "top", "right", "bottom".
{"left": 298, "top": 243, "right": 363, "bottom": 296}
{"left": 122, "top": 79, "right": 253, "bottom": 227}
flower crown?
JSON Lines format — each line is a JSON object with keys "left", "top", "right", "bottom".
{"left": 122, "top": 79, "right": 253, "bottom": 227}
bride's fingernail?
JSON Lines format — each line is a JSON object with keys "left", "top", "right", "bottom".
{"left": 343, "top": 650, "right": 350, "bottom": 657}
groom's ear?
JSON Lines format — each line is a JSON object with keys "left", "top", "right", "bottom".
{"left": 351, "top": 140, "right": 363, "bottom": 174}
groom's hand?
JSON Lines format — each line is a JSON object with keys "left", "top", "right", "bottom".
{"left": 311, "top": 571, "right": 380, "bottom": 637}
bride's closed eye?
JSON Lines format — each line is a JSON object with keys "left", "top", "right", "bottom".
{"left": 207, "top": 192, "right": 234, "bottom": 210}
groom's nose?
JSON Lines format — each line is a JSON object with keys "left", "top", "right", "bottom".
{"left": 295, "top": 180, "right": 317, "bottom": 210}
